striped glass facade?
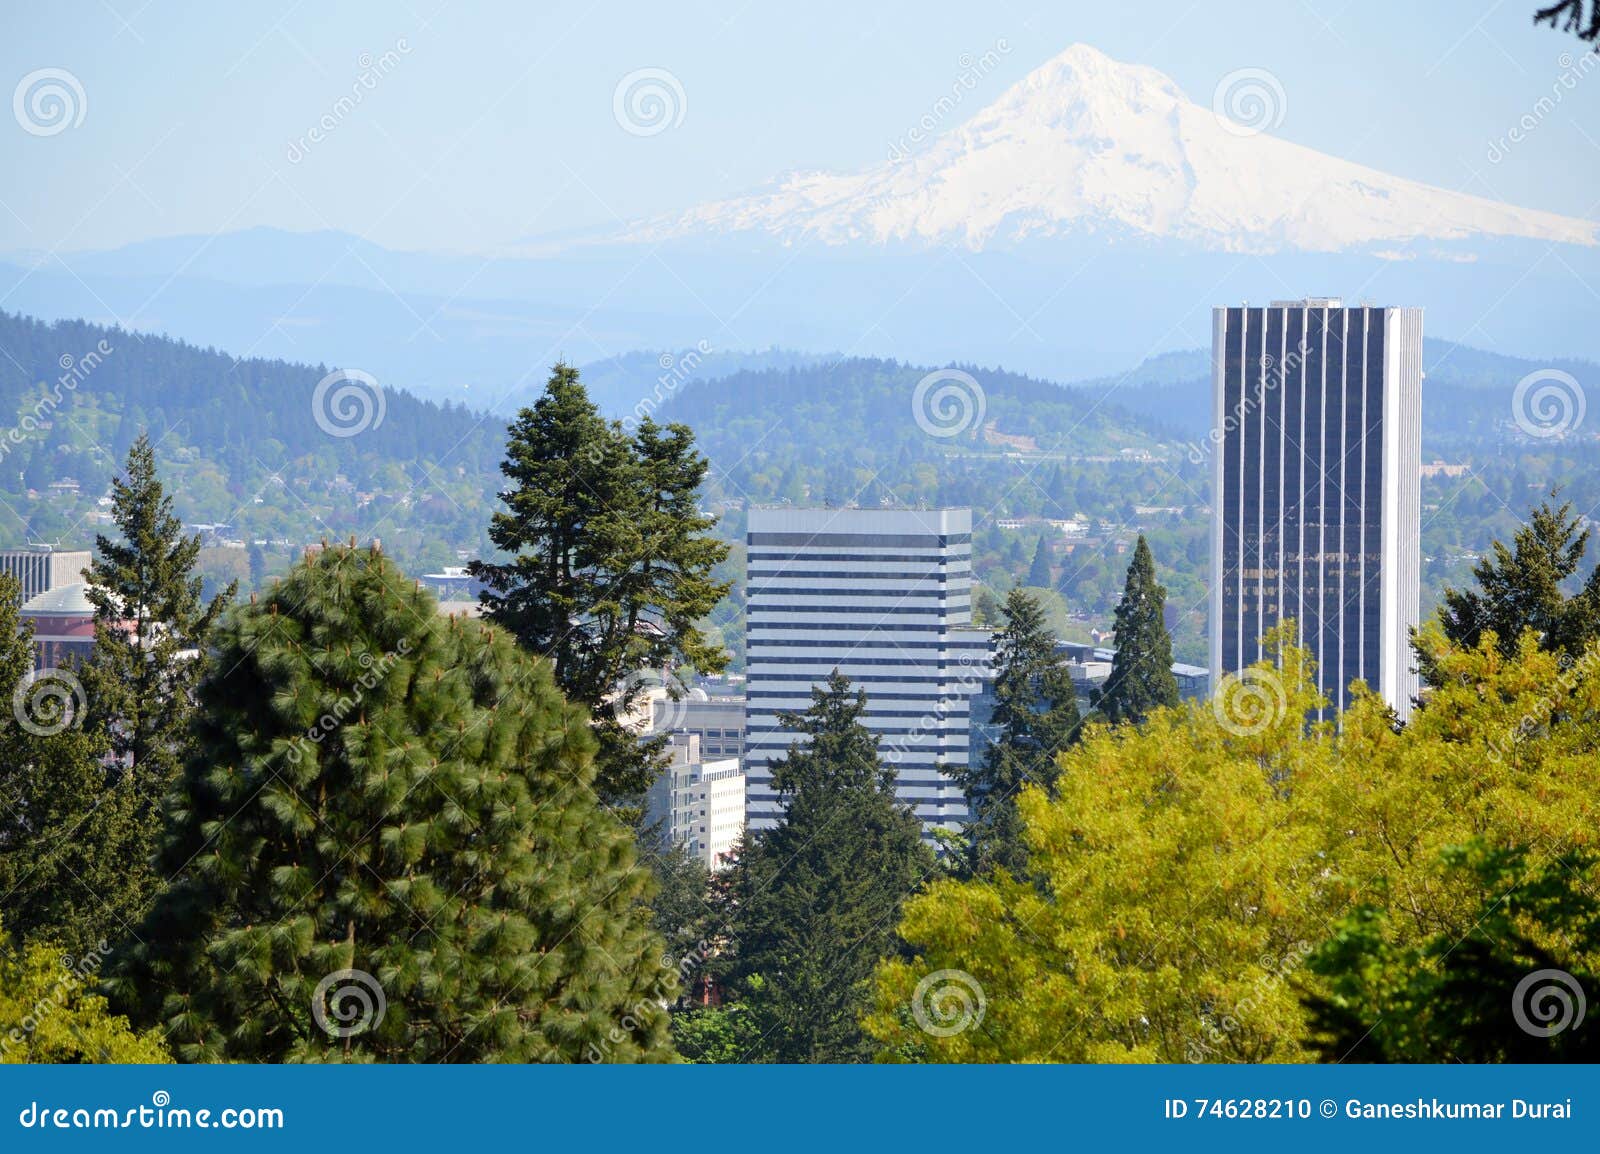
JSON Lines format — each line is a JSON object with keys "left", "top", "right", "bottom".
{"left": 743, "top": 507, "right": 990, "bottom": 832}
{"left": 1209, "top": 301, "right": 1422, "bottom": 719}
{"left": 0, "top": 547, "right": 91, "bottom": 604}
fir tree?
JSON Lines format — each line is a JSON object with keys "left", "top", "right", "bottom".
{"left": 1025, "top": 536, "right": 1053, "bottom": 588}
{"left": 80, "top": 433, "right": 234, "bottom": 807}
{"left": 470, "top": 365, "right": 730, "bottom": 805}
{"left": 0, "top": 576, "right": 146, "bottom": 954}
{"left": 247, "top": 541, "right": 268, "bottom": 589}
{"left": 948, "top": 589, "right": 1081, "bottom": 876}
{"left": 112, "top": 542, "right": 676, "bottom": 1063}
{"left": 1098, "top": 535, "right": 1180, "bottom": 725}
{"left": 730, "top": 671, "right": 932, "bottom": 1062}
{"left": 1419, "top": 494, "right": 1600, "bottom": 685}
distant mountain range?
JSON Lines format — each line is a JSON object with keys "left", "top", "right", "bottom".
{"left": 3, "top": 45, "right": 1595, "bottom": 397}
{"left": 1070, "top": 340, "right": 1600, "bottom": 449}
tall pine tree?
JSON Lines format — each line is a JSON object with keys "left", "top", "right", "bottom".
{"left": 1098, "top": 535, "right": 1180, "bottom": 726}
{"left": 948, "top": 589, "right": 1081, "bottom": 876}
{"left": 729, "top": 672, "right": 932, "bottom": 1062}
{"left": 112, "top": 542, "right": 676, "bottom": 1062}
{"left": 470, "top": 365, "right": 730, "bottom": 805}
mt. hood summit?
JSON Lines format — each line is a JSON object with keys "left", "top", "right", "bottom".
{"left": 626, "top": 44, "right": 1596, "bottom": 254}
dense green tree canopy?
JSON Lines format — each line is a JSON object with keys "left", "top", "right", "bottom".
{"left": 113, "top": 542, "right": 676, "bottom": 1063}
{"left": 0, "top": 310, "right": 501, "bottom": 582}
{"left": 0, "top": 575, "right": 145, "bottom": 955}
{"left": 0, "top": 915, "right": 170, "bottom": 1064}
{"left": 1307, "top": 842, "right": 1600, "bottom": 1062}
{"left": 871, "top": 626, "right": 1600, "bottom": 1062}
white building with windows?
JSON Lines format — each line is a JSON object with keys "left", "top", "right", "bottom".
{"left": 645, "top": 735, "right": 745, "bottom": 871}
{"left": 743, "top": 506, "right": 989, "bottom": 834}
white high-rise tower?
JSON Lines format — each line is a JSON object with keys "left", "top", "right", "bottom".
{"left": 743, "top": 507, "right": 989, "bottom": 832}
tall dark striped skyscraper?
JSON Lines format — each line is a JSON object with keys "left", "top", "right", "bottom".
{"left": 1209, "top": 299, "right": 1422, "bottom": 719}
{"left": 743, "top": 507, "right": 989, "bottom": 833}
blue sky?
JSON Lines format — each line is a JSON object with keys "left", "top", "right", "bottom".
{"left": 4, "top": 0, "right": 1599, "bottom": 255}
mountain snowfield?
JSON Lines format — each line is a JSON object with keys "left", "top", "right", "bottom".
{"left": 626, "top": 44, "right": 1597, "bottom": 254}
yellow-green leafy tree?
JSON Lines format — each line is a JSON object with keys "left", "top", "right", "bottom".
{"left": 868, "top": 624, "right": 1600, "bottom": 1062}
{"left": 1318, "top": 624, "right": 1600, "bottom": 947}
{"left": 0, "top": 918, "right": 170, "bottom": 1064}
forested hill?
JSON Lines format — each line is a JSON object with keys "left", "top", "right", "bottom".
{"left": 660, "top": 348, "right": 1600, "bottom": 672}
{"left": 663, "top": 356, "right": 1170, "bottom": 508}
{"left": 0, "top": 310, "right": 503, "bottom": 576}
{"left": 0, "top": 310, "right": 496, "bottom": 477}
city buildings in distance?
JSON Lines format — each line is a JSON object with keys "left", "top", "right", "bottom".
{"left": 18, "top": 582, "right": 97, "bottom": 671}
{"left": 652, "top": 692, "right": 744, "bottom": 761}
{"left": 2, "top": 545, "right": 96, "bottom": 671}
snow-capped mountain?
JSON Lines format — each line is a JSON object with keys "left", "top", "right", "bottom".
{"left": 625, "top": 43, "right": 1597, "bottom": 254}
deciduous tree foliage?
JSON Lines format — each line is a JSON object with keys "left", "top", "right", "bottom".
{"left": 1306, "top": 841, "right": 1600, "bottom": 1062}
{"left": 670, "top": 999, "right": 763, "bottom": 1063}
{"left": 729, "top": 672, "right": 932, "bottom": 1062}
{"left": 112, "top": 543, "right": 676, "bottom": 1063}
{"left": 870, "top": 626, "right": 1600, "bottom": 1062}
{"left": 0, "top": 915, "right": 170, "bottom": 1064}
{"left": 471, "top": 364, "right": 730, "bottom": 806}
